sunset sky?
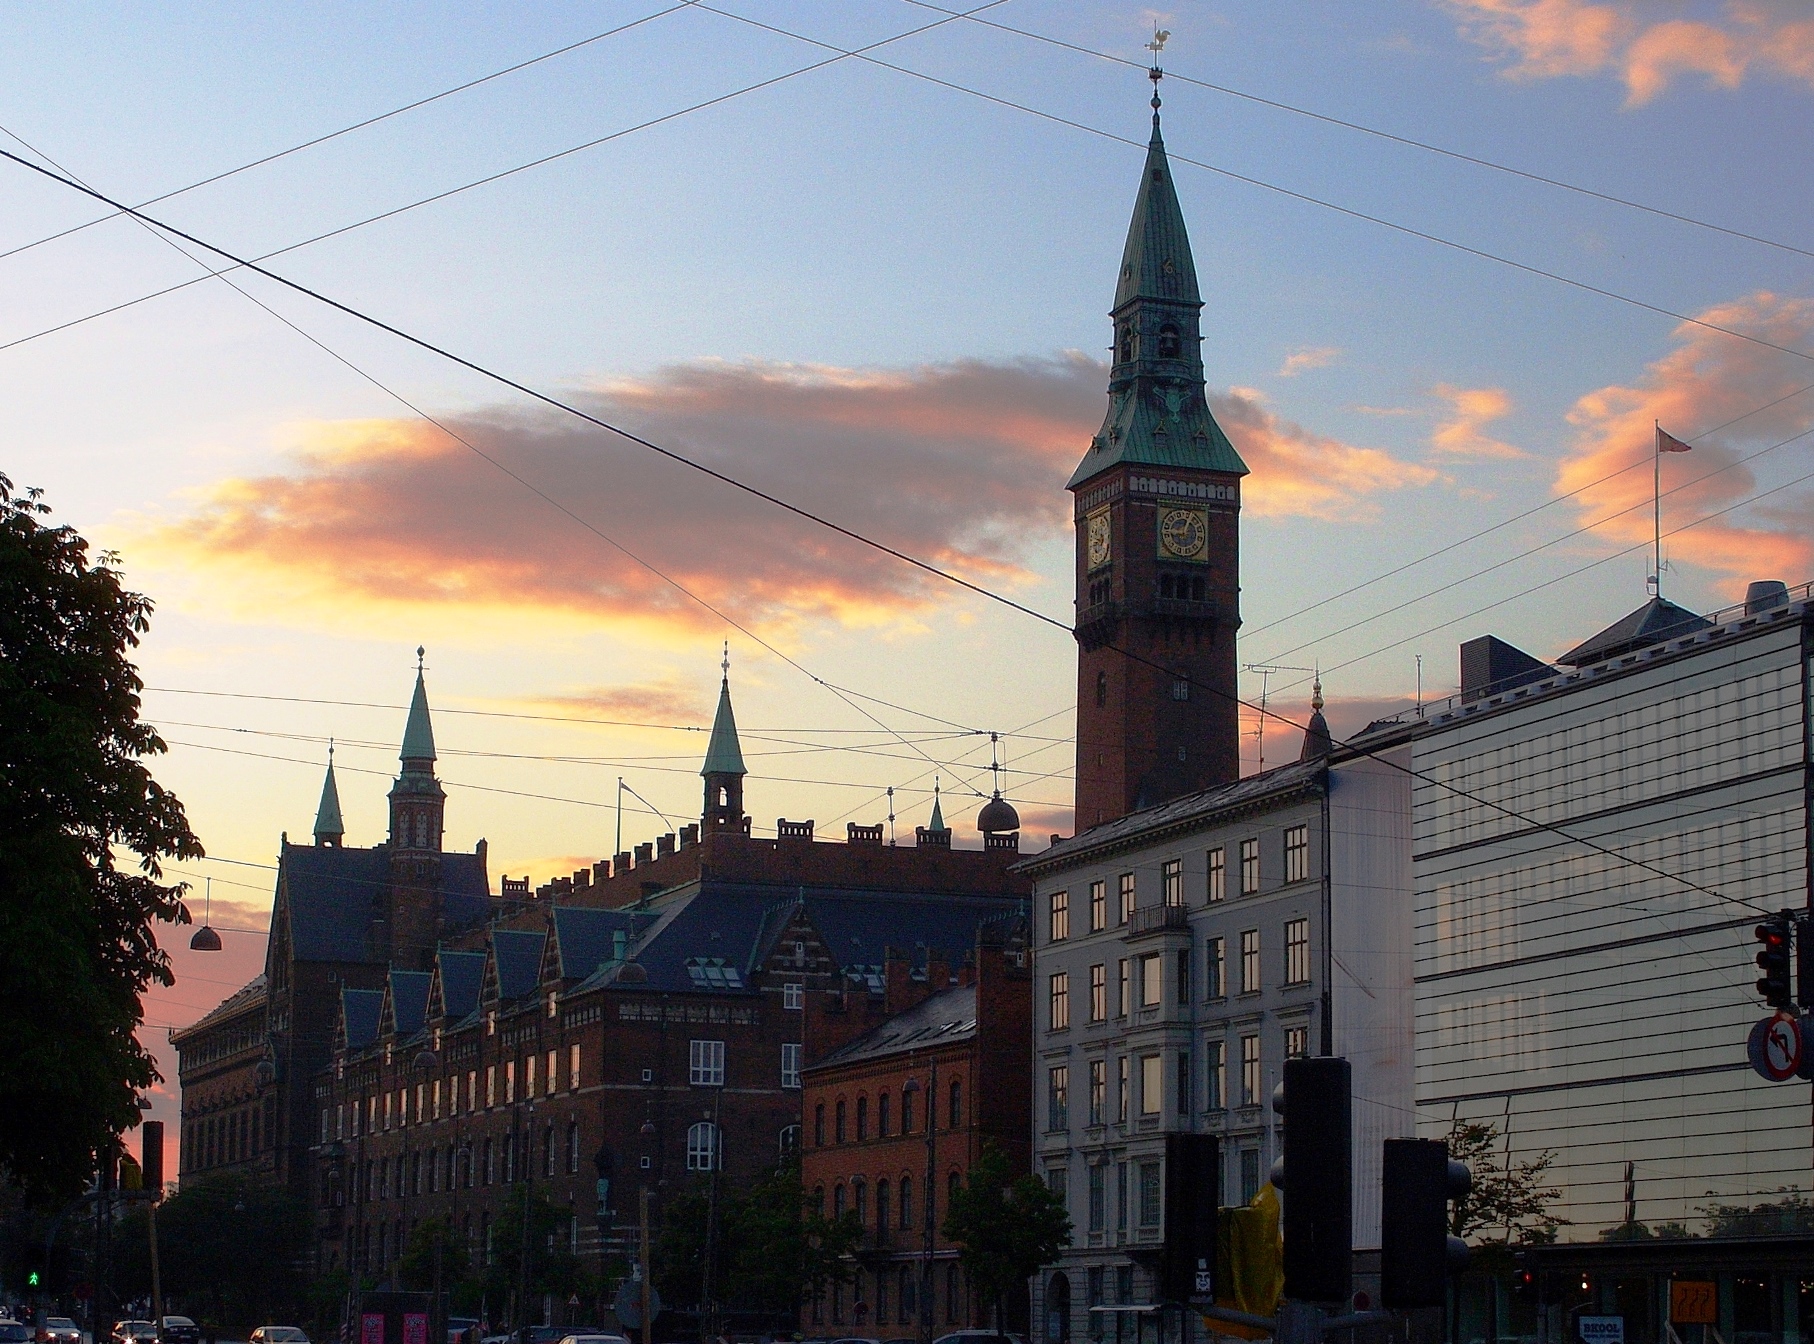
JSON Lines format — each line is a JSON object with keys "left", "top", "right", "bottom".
{"left": 2, "top": 0, "right": 1811, "bottom": 1122}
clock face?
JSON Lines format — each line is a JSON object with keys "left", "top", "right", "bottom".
{"left": 1159, "top": 507, "right": 1208, "bottom": 560}
{"left": 1086, "top": 511, "right": 1111, "bottom": 570}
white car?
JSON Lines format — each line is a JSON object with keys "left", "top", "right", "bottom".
{"left": 251, "top": 1330, "right": 311, "bottom": 1344}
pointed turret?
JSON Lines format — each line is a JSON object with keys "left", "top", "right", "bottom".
{"left": 1298, "top": 677, "right": 1332, "bottom": 762}
{"left": 915, "top": 779, "right": 952, "bottom": 849}
{"left": 928, "top": 785, "right": 945, "bottom": 833}
{"left": 314, "top": 744, "right": 344, "bottom": 847}
{"left": 389, "top": 647, "right": 445, "bottom": 852}
{"left": 701, "top": 646, "right": 749, "bottom": 833}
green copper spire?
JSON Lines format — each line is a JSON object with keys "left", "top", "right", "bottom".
{"left": 928, "top": 779, "right": 945, "bottom": 832}
{"left": 1070, "top": 73, "right": 1247, "bottom": 490}
{"left": 401, "top": 646, "right": 436, "bottom": 763}
{"left": 701, "top": 646, "right": 746, "bottom": 778}
{"left": 314, "top": 743, "right": 344, "bottom": 846}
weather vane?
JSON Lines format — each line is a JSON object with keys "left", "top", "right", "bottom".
{"left": 721, "top": 639, "right": 730, "bottom": 679}
{"left": 1147, "top": 29, "right": 1170, "bottom": 107}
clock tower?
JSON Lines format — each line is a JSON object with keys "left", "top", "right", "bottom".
{"left": 1071, "top": 79, "right": 1247, "bottom": 830}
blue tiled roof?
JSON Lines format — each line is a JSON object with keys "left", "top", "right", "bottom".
{"left": 342, "top": 988, "right": 384, "bottom": 1049}
{"left": 389, "top": 970, "right": 431, "bottom": 1036}
{"left": 550, "top": 906, "right": 636, "bottom": 981}
{"left": 492, "top": 928, "right": 546, "bottom": 1001}
{"left": 436, "top": 949, "right": 486, "bottom": 1020}
{"left": 280, "top": 842, "right": 490, "bottom": 963}
{"left": 814, "top": 984, "right": 977, "bottom": 1069}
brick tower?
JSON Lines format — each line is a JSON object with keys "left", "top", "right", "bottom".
{"left": 1071, "top": 74, "right": 1247, "bottom": 830}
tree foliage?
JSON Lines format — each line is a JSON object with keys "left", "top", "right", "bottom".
{"left": 1698, "top": 1190, "right": 1814, "bottom": 1237}
{"left": 652, "top": 1158, "right": 858, "bottom": 1317}
{"left": 481, "top": 1185, "right": 580, "bottom": 1323}
{"left": 114, "top": 1174, "right": 309, "bottom": 1327}
{"left": 400, "top": 1215, "right": 473, "bottom": 1293}
{"left": 0, "top": 474, "right": 201, "bottom": 1203}
{"left": 1445, "top": 1119, "right": 1566, "bottom": 1245}
{"left": 942, "top": 1143, "right": 1072, "bottom": 1327}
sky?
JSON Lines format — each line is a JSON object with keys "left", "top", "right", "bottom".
{"left": 1, "top": 0, "right": 1811, "bottom": 1120}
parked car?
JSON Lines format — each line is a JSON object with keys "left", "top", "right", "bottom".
{"left": 110, "top": 1322, "right": 157, "bottom": 1344}
{"left": 159, "top": 1318, "right": 200, "bottom": 1344}
{"left": 446, "top": 1320, "right": 481, "bottom": 1344}
{"left": 0, "top": 1324, "right": 32, "bottom": 1344}
{"left": 37, "top": 1319, "right": 81, "bottom": 1344}
{"left": 933, "top": 1334, "right": 1025, "bottom": 1344}
{"left": 554, "top": 1334, "right": 629, "bottom": 1344}
{"left": 250, "top": 1328, "right": 311, "bottom": 1344}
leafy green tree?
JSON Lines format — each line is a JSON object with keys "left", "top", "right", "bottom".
{"left": 401, "top": 1215, "right": 472, "bottom": 1293}
{"left": 652, "top": 1185, "right": 710, "bottom": 1310}
{"left": 482, "top": 1185, "right": 578, "bottom": 1326}
{"left": 1699, "top": 1190, "right": 1814, "bottom": 1237}
{"left": 0, "top": 473, "right": 202, "bottom": 1203}
{"left": 942, "top": 1143, "right": 1072, "bottom": 1328}
{"left": 1445, "top": 1119, "right": 1567, "bottom": 1245}
{"left": 114, "top": 1174, "right": 309, "bottom": 1327}
{"left": 725, "top": 1158, "right": 859, "bottom": 1312}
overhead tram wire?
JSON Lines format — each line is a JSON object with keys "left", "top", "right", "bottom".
{"left": 898, "top": 0, "right": 1814, "bottom": 265}
{"left": 0, "top": 119, "right": 1774, "bottom": 916}
{"left": 0, "top": 1, "right": 699, "bottom": 266}
{"left": 686, "top": 2, "right": 1814, "bottom": 372}
{"left": 0, "top": 0, "right": 1008, "bottom": 361}
{"left": 1251, "top": 421, "right": 1814, "bottom": 669}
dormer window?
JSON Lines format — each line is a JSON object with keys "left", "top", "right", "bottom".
{"left": 1157, "top": 324, "right": 1181, "bottom": 357}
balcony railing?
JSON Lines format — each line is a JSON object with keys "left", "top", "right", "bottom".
{"left": 1126, "top": 904, "right": 1190, "bottom": 938}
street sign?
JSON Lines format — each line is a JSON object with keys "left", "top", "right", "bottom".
{"left": 1670, "top": 1282, "right": 1716, "bottom": 1326}
{"left": 1579, "top": 1317, "right": 1624, "bottom": 1344}
{"left": 613, "top": 1281, "right": 661, "bottom": 1329}
{"left": 1747, "top": 1011, "right": 1803, "bottom": 1081}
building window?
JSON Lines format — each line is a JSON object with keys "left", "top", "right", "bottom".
{"left": 856, "top": 1096, "right": 869, "bottom": 1141}
{"left": 1117, "top": 959, "right": 1130, "bottom": 1017}
{"left": 567, "top": 1119, "right": 580, "bottom": 1174}
{"left": 1161, "top": 858, "right": 1183, "bottom": 907}
{"left": 1241, "top": 1149, "right": 1261, "bottom": 1204}
{"left": 1048, "top": 1165, "right": 1069, "bottom": 1214}
{"left": 1285, "top": 825, "right": 1309, "bottom": 883}
{"left": 686, "top": 1121, "right": 720, "bottom": 1171}
{"left": 814, "top": 1103, "right": 825, "bottom": 1146}
{"left": 545, "top": 1050, "right": 558, "bottom": 1097}
{"left": 1205, "top": 936, "right": 1226, "bottom": 999}
{"left": 901, "top": 1088, "right": 914, "bottom": 1134}
{"left": 1089, "top": 880, "right": 1107, "bottom": 933}
{"left": 1171, "top": 676, "right": 1190, "bottom": 700}
{"left": 1285, "top": 917, "right": 1310, "bottom": 986}
{"left": 854, "top": 1178, "right": 867, "bottom": 1225}
{"left": 1207, "top": 847, "right": 1226, "bottom": 902}
{"left": 780, "top": 1124, "right": 800, "bottom": 1156}
{"left": 1285, "top": 1025, "right": 1309, "bottom": 1059}
{"left": 527, "top": 1055, "right": 539, "bottom": 1099}
{"left": 1140, "top": 1054, "right": 1162, "bottom": 1116}
{"left": 1138, "top": 1161, "right": 1162, "bottom": 1226}
{"left": 1049, "top": 971, "right": 1071, "bottom": 1030}
{"left": 467, "top": 1070, "right": 477, "bottom": 1112}
{"left": 1117, "top": 872, "right": 1136, "bottom": 924}
{"left": 1088, "top": 1059, "right": 1106, "bottom": 1126}
{"left": 570, "top": 1043, "right": 581, "bottom": 1090}
{"left": 782, "top": 1042, "right": 803, "bottom": 1089}
{"left": 689, "top": 1039, "right": 725, "bottom": 1087}
{"left": 1240, "top": 929, "right": 1261, "bottom": 993}
{"left": 900, "top": 1176, "right": 912, "bottom": 1229}
{"left": 879, "top": 1092, "right": 891, "bottom": 1136}
{"left": 1139, "top": 954, "right": 1161, "bottom": 1008}
{"left": 1088, "top": 963, "right": 1106, "bottom": 1022}
{"left": 1088, "top": 1164, "right": 1106, "bottom": 1232}
{"left": 485, "top": 1066, "right": 496, "bottom": 1108}
{"left": 1240, "top": 838, "right": 1261, "bottom": 894}
{"left": 1205, "top": 1039, "right": 1226, "bottom": 1110}
{"left": 1117, "top": 1056, "right": 1129, "bottom": 1124}
{"left": 1048, "top": 1066, "right": 1069, "bottom": 1132}
{"left": 1176, "top": 1049, "right": 1192, "bottom": 1114}
{"left": 1115, "top": 1161, "right": 1128, "bottom": 1235}
{"left": 1049, "top": 889, "right": 1070, "bottom": 942}
{"left": 505, "top": 1060, "right": 515, "bottom": 1105}
{"left": 783, "top": 982, "right": 805, "bottom": 1010}
{"left": 949, "top": 1078, "right": 963, "bottom": 1128}
{"left": 1241, "top": 1034, "right": 1261, "bottom": 1107}
{"left": 482, "top": 1138, "right": 494, "bottom": 1186}
{"left": 836, "top": 1100, "right": 847, "bottom": 1143}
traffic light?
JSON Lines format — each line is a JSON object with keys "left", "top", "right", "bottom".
{"left": 1755, "top": 917, "right": 1792, "bottom": 1007}
{"left": 1277, "top": 1056, "right": 1352, "bottom": 1304}
{"left": 141, "top": 1121, "right": 164, "bottom": 1196}
{"left": 1159, "top": 1133, "right": 1220, "bottom": 1305}
{"left": 1379, "top": 1138, "right": 1471, "bottom": 1308}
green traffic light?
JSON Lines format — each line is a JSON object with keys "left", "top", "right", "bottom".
{"left": 27, "top": 1271, "right": 40, "bottom": 1287}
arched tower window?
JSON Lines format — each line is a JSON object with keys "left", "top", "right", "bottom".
{"left": 1118, "top": 326, "right": 1135, "bottom": 362}
{"left": 1157, "top": 324, "right": 1181, "bottom": 357}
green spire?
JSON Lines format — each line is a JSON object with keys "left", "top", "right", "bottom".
{"left": 401, "top": 646, "right": 436, "bottom": 763}
{"left": 1070, "top": 93, "right": 1248, "bottom": 490}
{"left": 701, "top": 647, "right": 746, "bottom": 778}
{"left": 314, "top": 744, "right": 344, "bottom": 845}
{"left": 928, "top": 780, "right": 945, "bottom": 832}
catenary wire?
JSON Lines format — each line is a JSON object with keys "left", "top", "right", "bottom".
{"left": 0, "top": 2, "right": 698, "bottom": 267}
{"left": 0, "top": 141, "right": 1774, "bottom": 920}
{"left": 898, "top": 0, "right": 1814, "bottom": 264}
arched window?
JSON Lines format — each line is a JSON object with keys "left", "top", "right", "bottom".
{"left": 900, "top": 1176, "right": 913, "bottom": 1229}
{"left": 1048, "top": 1271, "right": 1072, "bottom": 1344}
{"left": 854, "top": 1177, "right": 867, "bottom": 1224}
{"left": 814, "top": 1103, "right": 826, "bottom": 1146}
{"left": 813, "top": 1185, "right": 825, "bottom": 1219}
{"left": 836, "top": 1099, "right": 847, "bottom": 1143}
{"left": 686, "top": 1121, "right": 720, "bottom": 1171}
{"left": 1157, "top": 324, "right": 1181, "bottom": 357}
{"left": 879, "top": 1093, "right": 892, "bottom": 1136}
{"left": 901, "top": 1089, "right": 915, "bottom": 1134}
{"left": 834, "top": 1183, "right": 846, "bottom": 1217}
{"left": 779, "top": 1124, "right": 801, "bottom": 1156}
{"left": 856, "top": 1095, "right": 868, "bottom": 1141}
{"left": 949, "top": 1078, "right": 963, "bottom": 1128}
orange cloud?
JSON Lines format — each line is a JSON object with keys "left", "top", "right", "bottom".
{"left": 1446, "top": 0, "right": 1814, "bottom": 102}
{"left": 137, "top": 357, "right": 1435, "bottom": 631}
{"left": 1219, "top": 388, "right": 1441, "bottom": 520}
{"left": 1430, "top": 384, "right": 1526, "bottom": 458}
{"left": 1555, "top": 291, "right": 1814, "bottom": 587}
{"left": 530, "top": 680, "right": 708, "bottom": 725}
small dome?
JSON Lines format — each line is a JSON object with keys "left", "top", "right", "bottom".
{"left": 976, "top": 791, "right": 1020, "bottom": 834}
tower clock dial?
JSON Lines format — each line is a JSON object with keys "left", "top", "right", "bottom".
{"left": 1159, "top": 506, "right": 1208, "bottom": 560}
{"left": 1087, "top": 510, "right": 1112, "bottom": 570}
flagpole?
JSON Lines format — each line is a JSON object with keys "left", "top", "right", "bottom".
{"left": 1652, "top": 420, "right": 1662, "bottom": 601}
